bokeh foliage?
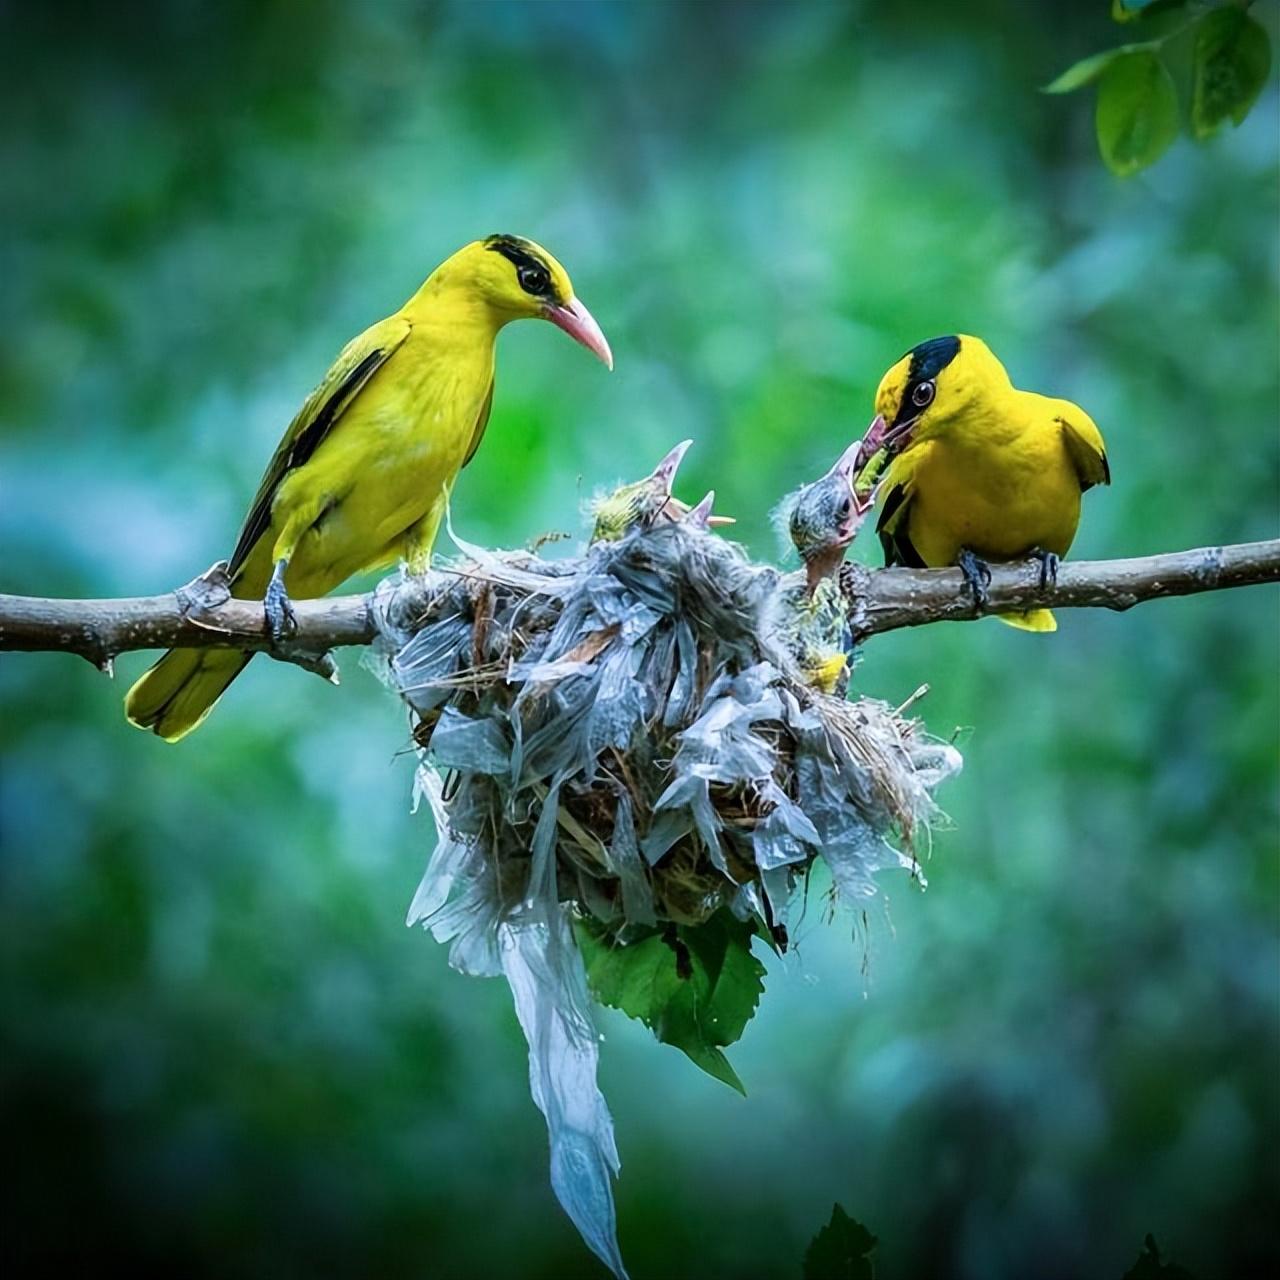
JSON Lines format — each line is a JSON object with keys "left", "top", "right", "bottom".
{"left": 1047, "top": 0, "right": 1274, "bottom": 176}
{"left": 1, "top": 2, "right": 1277, "bottom": 1278}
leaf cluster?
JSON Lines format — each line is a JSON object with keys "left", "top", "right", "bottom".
{"left": 576, "top": 910, "right": 766, "bottom": 1094}
{"left": 1045, "top": 1, "right": 1272, "bottom": 176}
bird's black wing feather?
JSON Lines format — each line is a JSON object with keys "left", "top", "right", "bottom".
{"left": 875, "top": 480, "right": 925, "bottom": 568}
{"left": 226, "top": 317, "right": 410, "bottom": 579}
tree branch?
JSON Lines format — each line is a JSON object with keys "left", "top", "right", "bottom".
{"left": 842, "top": 538, "right": 1280, "bottom": 642}
{"left": 2, "top": 540, "right": 1277, "bottom": 669}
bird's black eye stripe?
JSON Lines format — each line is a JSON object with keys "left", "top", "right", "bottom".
{"left": 892, "top": 378, "right": 937, "bottom": 428}
{"left": 484, "top": 233, "right": 557, "bottom": 299}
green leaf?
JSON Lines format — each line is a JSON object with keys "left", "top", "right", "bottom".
{"left": 1043, "top": 48, "right": 1126, "bottom": 95}
{"left": 1111, "top": 0, "right": 1186, "bottom": 24}
{"left": 574, "top": 925, "right": 682, "bottom": 1021}
{"left": 576, "top": 911, "right": 766, "bottom": 1094}
{"left": 1190, "top": 8, "right": 1272, "bottom": 140}
{"left": 1044, "top": 34, "right": 1175, "bottom": 95}
{"left": 803, "top": 1204, "right": 878, "bottom": 1280}
{"left": 1095, "top": 51, "right": 1179, "bottom": 177}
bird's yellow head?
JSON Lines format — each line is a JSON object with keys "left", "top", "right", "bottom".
{"left": 426, "top": 234, "right": 613, "bottom": 369}
{"left": 871, "top": 334, "right": 1011, "bottom": 456}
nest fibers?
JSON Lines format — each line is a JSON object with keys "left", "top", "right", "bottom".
{"left": 371, "top": 519, "right": 961, "bottom": 1278}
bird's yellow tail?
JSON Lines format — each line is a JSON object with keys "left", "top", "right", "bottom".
{"left": 997, "top": 609, "right": 1057, "bottom": 633}
{"left": 124, "top": 648, "right": 252, "bottom": 741}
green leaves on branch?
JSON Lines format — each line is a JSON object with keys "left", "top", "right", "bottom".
{"left": 1045, "top": 2, "right": 1273, "bottom": 177}
{"left": 1191, "top": 7, "right": 1272, "bottom": 138}
{"left": 1096, "top": 52, "right": 1180, "bottom": 177}
{"left": 576, "top": 910, "right": 765, "bottom": 1094}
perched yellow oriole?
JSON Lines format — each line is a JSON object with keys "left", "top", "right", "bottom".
{"left": 869, "top": 335, "right": 1109, "bottom": 632}
{"left": 126, "top": 234, "right": 611, "bottom": 740}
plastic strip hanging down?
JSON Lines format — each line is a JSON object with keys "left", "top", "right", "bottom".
{"left": 409, "top": 766, "right": 628, "bottom": 1277}
{"left": 499, "top": 907, "right": 627, "bottom": 1279}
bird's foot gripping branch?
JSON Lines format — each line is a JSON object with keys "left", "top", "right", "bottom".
{"left": 175, "top": 560, "right": 341, "bottom": 682}
{"left": 368, "top": 523, "right": 962, "bottom": 1278}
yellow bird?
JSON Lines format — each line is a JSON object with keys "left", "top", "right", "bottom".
{"left": 126, "top": 234, "right": 612, "bottom": 741}
{"left": 868, "top": 335, "right": 1109, "bottom": 632}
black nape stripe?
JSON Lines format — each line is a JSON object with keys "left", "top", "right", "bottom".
{"left": 484, "top": 233, "right": 544, "bottom": 273}
{"left": 907, "top": 335, "right": 961, "bottom": 383}
{"left": 483, "top": 233, "right": 561, "bottom": 304}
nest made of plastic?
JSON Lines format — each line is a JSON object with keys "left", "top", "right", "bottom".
{"left": 373, "top": 520, "right": 961, "bottom": 951}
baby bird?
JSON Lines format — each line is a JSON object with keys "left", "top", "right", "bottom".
{"left": 589, "top": 442, "right": 734, "bottom": 544}
{"left": 589, "top": 440, "right": 693, "bottom": 543}
{"left": 869, "top": 334, "right": 1109, "bottom": 632}
{"left": 772, "top": 439, "right": 876, "bottom": 696}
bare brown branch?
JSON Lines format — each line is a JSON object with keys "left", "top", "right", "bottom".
{"left": 2, "top": 540, "right": 1277, "bottom": 668}
{"left": 842, "top": 539, "right": 1280, "bottom": 641}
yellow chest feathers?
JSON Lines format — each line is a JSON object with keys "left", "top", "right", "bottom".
{"left": 904, "top": 409, "right": 1084, "bottom": 565}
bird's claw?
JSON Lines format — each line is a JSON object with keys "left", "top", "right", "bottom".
{"left": 264, "top": 559, "right": 298, "bottom": 646}
{"left": 957, "top": 548, "right": 992, "bottom": 607}
{"left": 1030, "top": 548, "right": 1060, "bottom": 590}
{"left": 261, "top": 557, "right": 336, "bottom": 682}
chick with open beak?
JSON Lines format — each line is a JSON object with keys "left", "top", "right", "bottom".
{"left": 786, "top": 433, "right": 880, "bottom": 595}
{"left": 768, "top": 423, "right": 889, "bottom": 697}
{"left": 588, "top": 442, "right": 735, "bottom": 544}
{"left": 589, "top": 440, "right": 693, "bottom": 544}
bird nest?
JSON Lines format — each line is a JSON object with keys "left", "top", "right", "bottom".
{"left": 372, "top": 519, "right": 961, "bottom": 954}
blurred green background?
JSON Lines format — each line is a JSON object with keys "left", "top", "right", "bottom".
{"left": 1, "top": 2, "right": 1277, "bottom": 1277}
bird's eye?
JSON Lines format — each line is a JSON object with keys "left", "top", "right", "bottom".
{"left": 518, "top": 264, "right": 551, "bottom": 296}
{"left": 911, "top": 380, "right": 936, "bottom": 409}
{"left": 836, "top": 496, "right": 852, "bottom": 519}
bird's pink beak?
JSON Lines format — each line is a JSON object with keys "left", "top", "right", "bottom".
{"left": 858, "top": 413, "right": 890, "bottom": 462}
{"left": 876, "top": 408, "right": 918, "bottom": 458}
{"left": 851, "top": 414, "right": 891, "bottom": 513}
{"left": 543, "top": 297, "right": 613, "bottom": 370}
